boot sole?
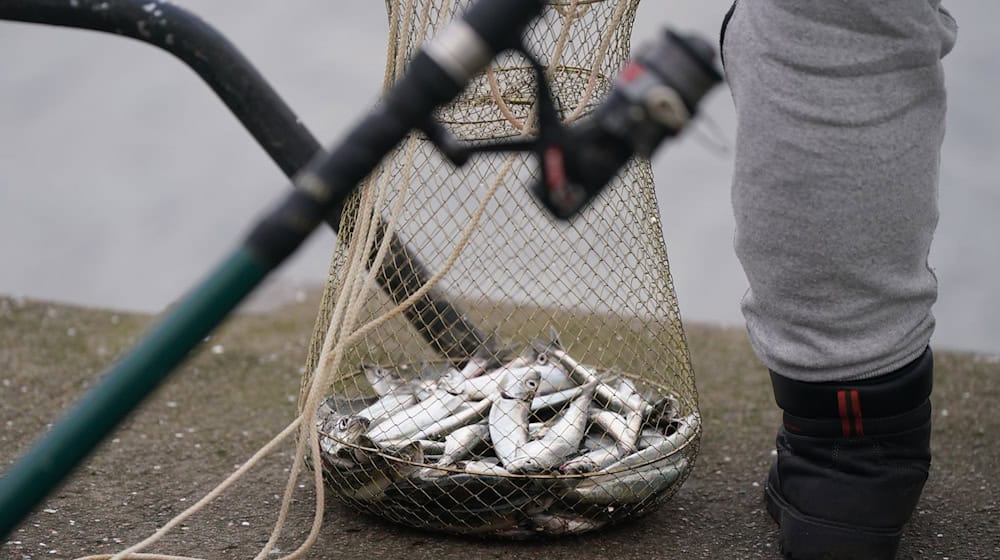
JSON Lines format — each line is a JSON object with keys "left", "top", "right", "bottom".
{"left": 764, "top": 481, "right": 902, "bottom": 560}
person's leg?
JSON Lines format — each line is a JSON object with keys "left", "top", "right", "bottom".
{"left": 721, "top": 1, "right": 957, "bottom": 558}
{"left": 724, "top": 0, "right": 956, "bottom": 380}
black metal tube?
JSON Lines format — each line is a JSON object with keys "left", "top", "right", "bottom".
{"left": 0, "top": 0, "right": 494, "bottom": 361}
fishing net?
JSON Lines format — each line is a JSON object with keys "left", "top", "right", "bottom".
{"left": 301, "top": 0, "right": 700, "bottom": 537}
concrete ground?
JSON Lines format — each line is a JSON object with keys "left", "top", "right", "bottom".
{"left": 1, "top": 294, "right": 997, "bottom": 559}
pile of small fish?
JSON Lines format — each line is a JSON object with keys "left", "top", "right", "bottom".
{"left": 316, "top": 336, "right": 698, "bottom": 536}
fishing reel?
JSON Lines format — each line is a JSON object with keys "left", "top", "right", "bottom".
{"left": 422, "top": 28, "right": 723, "bottom": 220}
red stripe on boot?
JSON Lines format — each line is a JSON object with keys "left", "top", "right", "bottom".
{"left": 837, "top": 389, "right": 851, "bottom": 437}
{"left": 850, "top": 389, "right": 864, "bottom": 437}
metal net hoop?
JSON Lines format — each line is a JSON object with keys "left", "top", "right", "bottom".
{"left": 301, "top": 0, "right": 701, "bottom": 538}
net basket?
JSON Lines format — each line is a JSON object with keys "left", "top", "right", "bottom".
{"left": 301, "top": 0, "right": 700, "bottom": 538}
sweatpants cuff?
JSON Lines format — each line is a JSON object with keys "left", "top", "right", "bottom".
{"left": 770, "top": 348, "right": 933, "bottom": 419}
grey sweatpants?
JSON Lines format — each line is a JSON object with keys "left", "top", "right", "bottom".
{"left": 722, "top": 0, "right": 958, "bottom": 381}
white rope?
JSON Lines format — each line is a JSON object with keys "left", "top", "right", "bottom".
{"left": 232, "top": 2, "right": 437, "bottom": 557}
{"left": 269, "top": 138, "right": 421, "bottom": 560}
{"left": 88, "top": 418, "right": 302, "bottom": 560}
{"left": 255, "top": 1, "right": 435, "bottom": 551}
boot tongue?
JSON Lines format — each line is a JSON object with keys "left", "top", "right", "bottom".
{"left": 770, "top": 348, "right": 933, "bottom": 420}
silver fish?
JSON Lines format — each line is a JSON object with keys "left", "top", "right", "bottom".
{"left": 529, "top": 384, "right": 585, "bottom": 412}
{"left": 317, "top": 412, "right": 344, "bottom": 457}
{"left": 366, "top": 389, "right": 468, "bottom": 442}
{"left": 638, "top": 428, "right": 669, "bottom": 449}
{"left": 587, "top": 398, "right": 649, "bottom": 457}
{"left": 559, "top": 447, "right": 624, "bottom": 474}
{"left": 444, "top": 363, "right": 575, "bottom": 400}
{"left": 437, "top": 355, "right": 491, "bottom": 395}
{"left": 432, "top": 344, "right": 510, "bottom": 394}
{"left": 582, "top": 429, "right": 620, "bottom": 452}
{"left": 616, "top": 376, "right": 641, "bottom": 398}
{"left": 363, "top": 364, "right": 403, "bottom": 397}
{"left": 530, "top": 513, "right": 606, "bottom": 534}
{"left": 598, "top": 381, "right": 649, "bottom": 416}
{"left": 548, "top": 349, "right": 646, "bottom": 416}
{"left": 319, "top": 415, "right": 375, "bottom": 464}
{"left": 645, "top": 393, "right": 681, "bottom": 429}
{"left": 438, "top": 423, "right": 491, "bottom": 466}
{"left": 378, "top": 438, "right": 446, "bottom": 456}
{"left": 599, "top": 413, "right": 700, "bottom": 472}
{"left": 409, "top": 397, "right": 493, "bottom": 441}
{"left": 466, "top": 338, "right": 556, "bottom": 392}
{"left": 528, "top": 421, "right": 549, "bottom": 440}
{"left": 458, "top": 354, "right": 492, "bottom": 379}
{"left": 412, "top": 378, "right": 440, "bottom": 402}
{"left": 461, "top": 459, "right": 511, "bottom": 476}
{"left": 357, "top": 391, "right": 417, "bottom": 425}
{"left": 589, "top": 409, "right": 633, "bottom": 447}
{"left": 568, "top": 456, "right": 689, "bottom": 505}
{"left": 507, "top": 382, "right": 597, "bottom": 473}
{"left": 438, "top": 368, "right": 470, "bottom": 395}
{"left": 328, "top": 440, "right": 425, "bottom": 502}
{"left": 414, "top": 464, "right": 453, "bottom": 479}
{"left": 414, "top": 465, "right": 450, "bottom": 479}
{"left": 488, "top": 368, "right": 541, "bottom": 467}
{"left": 620, "top": 391, "right": 646, "bottom": 454}
{"left": 505, "top": 338, "right": 554, "bottom": 370}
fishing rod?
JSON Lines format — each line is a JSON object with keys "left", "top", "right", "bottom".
{"left": 0, "top": 0, "right": 547, "bottom": 539}
{"left": 0, "top": 0, "right": 722, "bottom": 540}
{"left": 0, "top": 0, "right": 495, "bottom": 362}
{"left": 422, "top": 29, "right": 722, "bottom": 220}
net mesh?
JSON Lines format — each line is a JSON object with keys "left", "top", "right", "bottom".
{"left": 301, "top": 0, "right": 700, "bottom": 537}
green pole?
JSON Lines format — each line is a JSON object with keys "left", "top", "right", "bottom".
{"left": 0, "top": 246, "right": 269, "bottom": 538}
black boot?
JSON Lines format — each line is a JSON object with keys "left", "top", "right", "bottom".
{"left": 764, "top": 348, "right": 934, "bottom": 560}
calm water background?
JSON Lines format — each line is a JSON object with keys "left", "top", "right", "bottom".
{"left": 1, "top": 1, "right": 997, "bottom": 353}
